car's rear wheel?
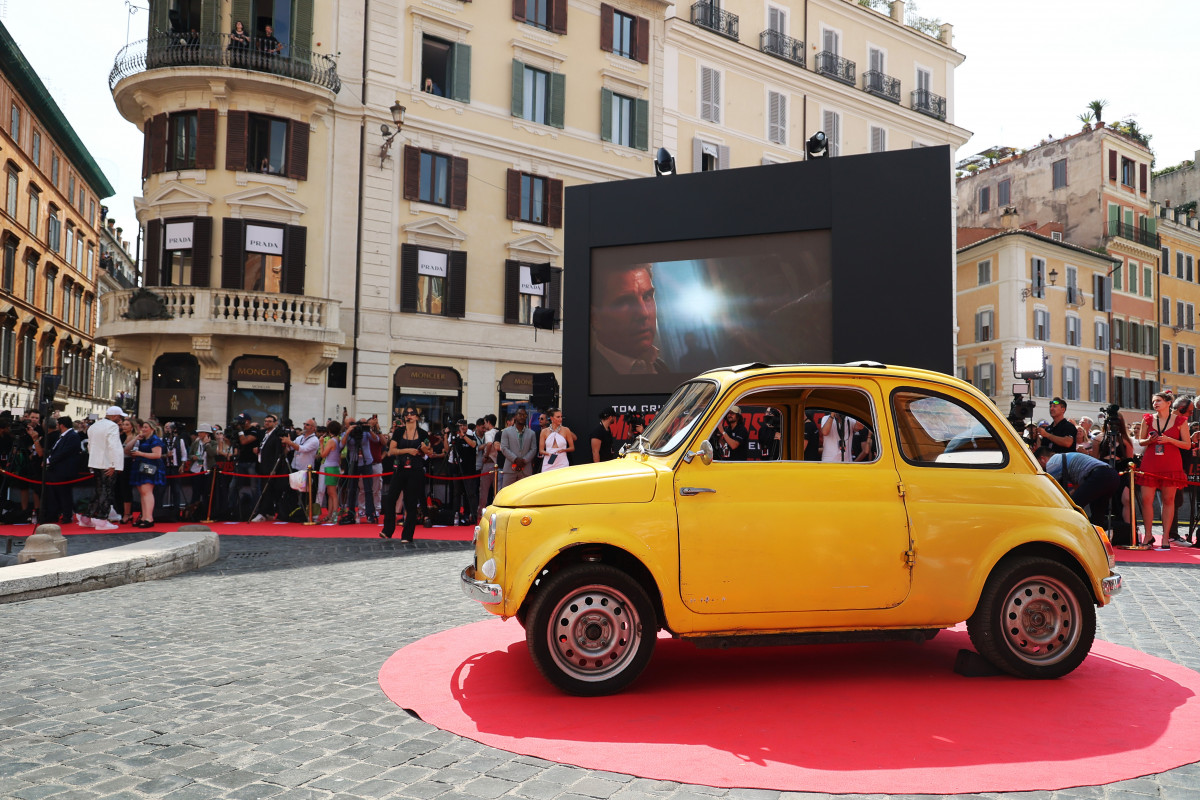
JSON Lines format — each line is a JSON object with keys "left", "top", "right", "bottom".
{"left": 967, "top": 556, "right": 1095, "bottom": 678}
{"left": 525, "top": 564, "right": 656, "bottom": 696}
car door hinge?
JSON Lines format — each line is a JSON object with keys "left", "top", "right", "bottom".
{"left": 905, "top": 548, "right": 916, "bottom": 567}
{"left": 896, "top": 482, "right": 906, "bottom": 497}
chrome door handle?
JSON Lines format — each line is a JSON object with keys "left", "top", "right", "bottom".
{"left": 679, "top": 487, "right": 716, "bottom": 496}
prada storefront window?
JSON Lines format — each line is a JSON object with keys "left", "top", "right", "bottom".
{"left": 163, "top": 221, "right": 193, "bottom": 286}
{"left": 417, "top": 249, "right": 446, "bottom": 314}
{"left": 244, "top": 224, "right": 283, "bottom": 293}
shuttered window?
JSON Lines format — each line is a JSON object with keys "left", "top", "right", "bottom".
{"left": 600, "top": 4, "right": 649, "bottom": 63}
{"left": 505, "top": 169, "right": 563, "bottom": 227}
{"left": 504, "top": 260, "right": 561, "bottom": 327}
{"left": 600, "top": 89, "right": 649, "bottom": 150}
{"left": 768, "top": 92, "right": 786, "bottom": 145}
{"left": 402, "top": 146, "right": 468, "bottom": 208}
{"left": 513, "top": 0, "right": 567, "bottom": 34}
{"left": 225, "top": 111, "right": 310, "bottom": 179}
{"left": 822, "top": 110, "right": 840, "bottom": 157}
{"left": 220, "top": 218, "right": 306, "bottom": 294}
{"left": 399, "top": 243, "right": 467, "bottom": 317}
{"left": 420, "top": 36, "right": 472, "bottom": 103}
{"left": 511, "top": 61, "right": 565, "bottom": 128}
{"left": 700, "top": 66, "right": 721, "bottom": 123}
{"left": 870, "top": 125, "right": 886, "bottom": 153}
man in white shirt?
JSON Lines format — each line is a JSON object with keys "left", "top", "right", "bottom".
{"left": 285, "top": 418, "right": 320, "bottom": 517}
{"left": 79, "top": 406, "right": 127, "bottom": 530}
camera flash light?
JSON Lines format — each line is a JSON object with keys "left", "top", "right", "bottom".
{"left": 1013, "top": 346, "right": 1046, "bottom": 378}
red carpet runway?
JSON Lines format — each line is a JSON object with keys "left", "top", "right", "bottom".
{"left": 380, "top": 618, "right": 1200, "bottom": 794}
{"left": 21, "top": 520, "right": 476, "bottom": 541}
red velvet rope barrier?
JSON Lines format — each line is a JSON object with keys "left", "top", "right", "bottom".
{"left": 0, "top": 468, "right": 95, "bottom": 486}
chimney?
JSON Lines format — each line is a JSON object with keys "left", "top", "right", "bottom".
{"left": 891, "top": 1, "right": 905, "bottom": 22}
{"left": 1000, "top": 207, "right": 1020, "bottom": 230}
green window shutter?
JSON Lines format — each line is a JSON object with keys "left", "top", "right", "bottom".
{"left": 1147, "top": 216, "right": 1157, "bottom": 235}
{"left": 451, "top": 44, "right": 471, "bottom": 103}
{"left": 1124, "top": 208, "right": 1134, "bottom": 229}
{"left": 151, "top": 1, "right": 168, "bottom": 33}
{"left": 293, "top": 0, "right": 315, "bottom": 51}
{"left": 549, "top": 73, "right": 566, "bottom": 129}
{"left": 600, "top": 89, "right": 612, "bottom": 143}
{"left": 231, "top": 0, "right": 252, "bottom": 34}
{"left": 201, "top": 0, "right": 218, "bottom": 32}
{"left": 511, "top": 60, "right": 524, "bottom": 117}
{"left": 635, "top": 98, "right": 649, "bottom": 150}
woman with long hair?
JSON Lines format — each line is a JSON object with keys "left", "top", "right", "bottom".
{"left": 1137, "top": 392, "right": 1190, "bottom": 549}
{"left": 316, "top": 420, "right": 342, "bottom": 523}
{"left": 118, "top": 417, "right": 137, "bottom": 524}
{"left": 380, "top": 407, "right": 432, "bottom": 541}
{"left": 538, "top": 407, "right": 574, "bottom": 472}
{"left": 130, "top": 420, "right": 166, "bottom": 528}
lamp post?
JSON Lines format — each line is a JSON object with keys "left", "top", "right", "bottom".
{"left": 379, "top": 102, "right": 407, "bottom": 162}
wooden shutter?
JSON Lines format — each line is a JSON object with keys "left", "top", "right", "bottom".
{"left": 512, "top": 0, "right": 525, "bottom": 22}
{"left": 196, "top": 109, "right": 217, "bottom": 170}
{"left": 551, "top": 0, "right": 567, "bottom": 34}
{"left": 635, "top": 98, "right": 649, "bottom": 151}
{"left": 974, "top": 312, "right": 982, "bottom": 342}
{"left": 450, "top": 156, "right": 468, "bottom": 210}
{"left": 221, "top": 218, "right": 245, "bottom": 290}
{"left": 1109, "top": 149, "right": 1117, "bottom": 181}
{"left": 503, "top": 260, "right": 520, "bottom": 324}
{"left": 547, "top": 178, "right": 564, "bottom": 228}
{"left": 548, "top": 267, "right": 562, "bottom": 330}
{"left": 700, "top": 67, "right": 714, "bottom": 121}
{"left": 231, "top": 0, "right": 252, "bottom": 33}
{"left": 145, "top": 220, "right": 162, "bottom": 287}
{"left": 149, "top": 113, "right": 168, "bottom": 174}
{"left": 718, "top": 145, "right": 730, "bottom": 170}
{"left": 600, "top": 4, "right": 613, "bottom": 52}
{"left": 446, "top": 251, "right": 467, "bottom": 318}
{"left": 511, "top": 61, "right": 524, "bottom": 118}
{"left": 403, "top": 146, "right": 421, "bottom": 201}
{"left": 399, "top": 244, "right": 419, "bottom": 313}
{"left": 293, "top": 0, "right": 314, "bottom": 51}
{"left": 141, "top": 124, "right": 151, "bottom": 180}
{"left": 450, "top": 44, "right": 471, "bottom": 103}
{"left": 549, "top": 72, "right": 566, "bottom": 129}
{"left": 1140, "top": 163, "right": 1148, "bottom": 193}
{"left": 151, "top": 1, "right": 169, "bottom": 33}
{"left": 225, "top": 110, "right": 248, "bottom": 171}
{"left": 284, "top": 225, "right": 306, "bottom": 295}
{"left": 692, "top": 137, "right": 703, "bottom": 172}
{"left": 506, "top": 169, "right": 522, "bottom": 220}
{"left": 191, "top": 216, "right": 213, "bottom": 287}
{"left": 200, "top": 0, "right": 218, "bottom": 31}
{"left": 600, "top": 89, "right": 612, "bottom": 142}
{"left": 636, "top": 16, "right": 650, "bottom": 63}
{"left": 286, "top": 120, "right": 310, "bottom": 180}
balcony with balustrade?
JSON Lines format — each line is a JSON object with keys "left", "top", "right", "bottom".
{"left": 815, "top": 52, "right": 855, "bottom": 86}
{"left": 691, "top": 1, "right": 739, "bottom": 41}
{"left": 759, "top": 30, "right": 804, "bottom": 68}
{"left": 863, "top": 71, "right": 901, "bottom": 103}
{"left": 1106, "top": 220, "right": 1161, "bottom": 250}
{"left": 911, "top": 89, "right": 947, "bottom": 121}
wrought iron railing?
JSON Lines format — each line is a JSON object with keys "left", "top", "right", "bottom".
{"left": 1107, "top": 220, "right": 1161, "bottom": 249}
{"left": 863, "top": 70, "right": 900, "bottom": 103}
{"left": 911, "top": 89, "right": 946, "bottom": 121}
{"left": 691, "top": 1, "right": 739, "bottom": 41}
{"left": 109, "top": 31, "right": 341, "bottom": 94}
{"left": 815, "top": 51, "right": 855, "bottom": 86}
{"left": 759, "top": 30, "right": 804, "bottom": 67}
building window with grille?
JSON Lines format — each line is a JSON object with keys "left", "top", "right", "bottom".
{"left": 977, "top": 259, "right": 991, "bottom": 285}
{"left": 169, "top": 112, "right": 198, "bottom": 170}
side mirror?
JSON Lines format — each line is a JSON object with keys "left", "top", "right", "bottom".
{"left": 684, "top": 439, "right": 713, "bottom": 465}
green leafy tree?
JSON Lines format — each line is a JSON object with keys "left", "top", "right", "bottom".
{"left": 1087, "top": 99, "right": 1107, "bottom": 123}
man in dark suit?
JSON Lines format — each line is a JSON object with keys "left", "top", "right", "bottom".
{"left": 250, "top": 414, "right": 288, "bottom": 522}
{"left": 43, "top": 415, "right": 82, "bottom": 525}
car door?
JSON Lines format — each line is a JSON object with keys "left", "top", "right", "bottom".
{"left": 675, "top": 378, "right": 912, "bottom": 615}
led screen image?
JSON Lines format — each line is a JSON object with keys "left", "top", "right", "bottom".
{"left": 589, "top": 231, "right": 832, "bottom": 395}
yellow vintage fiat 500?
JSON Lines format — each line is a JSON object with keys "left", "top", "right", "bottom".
{"left": 461, "top": 363, "right": 1122, "bottom": 695}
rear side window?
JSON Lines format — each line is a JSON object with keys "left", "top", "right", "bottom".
{"left": 891, "top": 389, "right": 1008, "bottom": 467}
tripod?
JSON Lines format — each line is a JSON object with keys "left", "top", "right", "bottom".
{"left": 247, "top": 452, "right": 289, "bottom": 522}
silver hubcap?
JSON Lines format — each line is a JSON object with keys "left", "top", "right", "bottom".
{"left": 1001, "top": 575, "right": 1081, "bottom": 665}
{"left": 547, "top": 584, "right": 641, "bottom": 683}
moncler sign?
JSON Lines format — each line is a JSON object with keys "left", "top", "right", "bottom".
{"left": 245, "top": 225, "right": 284, "bottom": 255}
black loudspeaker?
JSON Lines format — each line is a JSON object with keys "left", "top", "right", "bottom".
{"left": 38, "top": 374, "right": 60, "bottom": 417}
{"left": 531, "top": 372, "right": 559, "bottom": 409}
{"left": 532, "top": 307, "right": 557, "bottom": 330}
{"left": 528, "top": 262, "right": 552, "bottom": 285}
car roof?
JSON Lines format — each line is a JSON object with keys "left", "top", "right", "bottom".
{"left": 695, "top": 362, "right": 963, "bottom": 385}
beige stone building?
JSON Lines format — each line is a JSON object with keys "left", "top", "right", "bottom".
{"left": 1155, "top": 201, "right": 1200, "bottom": 399}
{"left": 956, "top": 124, "right": 1159, "bottom": 413}
{"left": 1, "top": 21, "right": 121, "bottom": 420}
{"left": 957, "top": 222, "right": 1118, "bottom": 421}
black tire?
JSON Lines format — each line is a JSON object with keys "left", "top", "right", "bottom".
{"left": 524, "top": 563, "right": 657, "bottom": 696}
{"left": 967, "top": 556, "right": 1096, "bottom": 678}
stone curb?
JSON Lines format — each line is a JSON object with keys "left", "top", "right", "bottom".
{"left": 0, "top": 531, "right": 220, "bottom": 604}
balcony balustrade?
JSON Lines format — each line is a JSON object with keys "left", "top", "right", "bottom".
{"left": 815, "top": 51, "right": 855, "bottom": 86}
{"left": 1106, "top": 220, "right": 1161, "bottom": 249}
{"left": 109, "top": 32, "right": 341, "bottom": 94}
{"left": 691, "top": 1, "right": 739, "bottom": 41}
{"left": 911, "top": 89, "right": 947, "bottom": 121}
{"left": 759, "top": 30, "right": 804, "bottom": 67}
{"left": 863, "top": 70, "right": 901, "bottom": 103}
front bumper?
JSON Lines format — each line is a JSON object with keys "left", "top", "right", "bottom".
{"left": 1102, "top": 572, "right": 1122, "bottom": 597}
{"left": 461, "top": 564, "right": 503, "bottom": 605}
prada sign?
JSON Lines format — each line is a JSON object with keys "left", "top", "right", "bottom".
{"left": 246, "top": 225, "right": 284, "bottom": 255}
{"left": 165, "top": 221, "right": 193, "bottom": 250}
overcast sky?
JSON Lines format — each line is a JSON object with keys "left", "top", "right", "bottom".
{"left": 4, "top": 1, "right": 1199, "bottom": 234}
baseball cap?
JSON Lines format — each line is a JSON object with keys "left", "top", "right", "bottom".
{"left": 728, "top": 405, "right": 742, "bottom": 415}
{"left": 105, "top": 405, "right": 127, "bottom": 417}
{"left": 195, "top": 423, "right": 214, "bottom": 433}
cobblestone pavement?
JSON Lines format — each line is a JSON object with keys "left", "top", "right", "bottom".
{"left": 3, "top": 533, "right": 1200, "bottom": 800}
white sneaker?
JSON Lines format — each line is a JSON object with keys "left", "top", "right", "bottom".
{"left": 76, "top": 515, "right": 93, "bottom": 528}
{"left": 92, "top": 520, "right": 118, "bottom": 531}
{"left": 250, "top": 514, "right": 267, "bottom": 523}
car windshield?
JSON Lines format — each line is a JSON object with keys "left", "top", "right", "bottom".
{"left": 641, "top": 380, "right": 718, "bottom": 453}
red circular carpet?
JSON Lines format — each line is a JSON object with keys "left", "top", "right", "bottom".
{"left": 380, "top": 618, "right": 1200, "bottom": 794}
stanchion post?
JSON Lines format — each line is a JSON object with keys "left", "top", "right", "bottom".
{"left": 303, "top": 466, "right": 315, "bottom": 525}
{"left": 202, "top": 467, "right": 217, "bottom": 524}
{"left": 1118, "top": 468, "right": 1150, "bottom": 550}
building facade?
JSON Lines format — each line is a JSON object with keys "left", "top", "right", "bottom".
{"left": 95, "top": 211, "right": 140, "bottom": 413}
{"left": 0, "top": 21, "right": 123, "bottom": 420}
{"left": 956, "top": 123, "right": 1159, "bottom": 413}
{"left": 1156, "top": 201, "right": 1200, "bottom": 399}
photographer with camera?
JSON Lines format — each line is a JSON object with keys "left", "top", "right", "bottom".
{"left": 354, "top": 415, "right": 384, "bottom": 523}
{"left": 1035, "top": 445, "right": 1121, "bottom": 528}
{"left": 249, "top": 414, "right": 288, "bottom": 522}
{"left": 1032, "top": 397, "right": 1077, "bottom": 454}
{"left": 224, "top": 414, "right": 260, "bottom": 519}
{"left": 447, "top": 418, "right": 479, "bottom": 524}
{"left": 337, "top": 415, "right": 379, "bottom": 524}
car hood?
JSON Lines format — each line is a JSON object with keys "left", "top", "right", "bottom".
{"left": 494, "top": 459, "right": 660, "bottom": 506}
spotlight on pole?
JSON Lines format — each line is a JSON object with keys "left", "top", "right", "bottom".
{"left": 806, "top": 131, "right": 828, "bottom": 160}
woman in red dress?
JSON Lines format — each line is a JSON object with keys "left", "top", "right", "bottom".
{"left": 1137, "top": 392, "right": 1190, "bottom": 549}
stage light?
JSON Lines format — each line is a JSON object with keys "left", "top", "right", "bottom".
{"left": 654, "top": 147, "right": 676, "bottom": 177}
{"left": 1012, "top": 346, "right": 1046, "bottom": 379}
{"left": 806, "top": 131, "right": 828, "bottom": 160}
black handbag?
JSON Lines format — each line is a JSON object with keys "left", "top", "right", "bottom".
{"left": 138, "top": 460, "right": 158, "bottom": 477}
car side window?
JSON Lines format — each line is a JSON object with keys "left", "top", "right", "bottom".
{"left": 803, "top": 387, "right": 879, "bottom": 464}
{"left": 892, "top": 389, "right": 1007, "bottom": 467}
{"left": 708, "top": 404, "right": 782, "bottom": 461}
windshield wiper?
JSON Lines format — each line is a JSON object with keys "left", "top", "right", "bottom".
{"left": 619, "top": 433, "right": 649, "bottom": 457}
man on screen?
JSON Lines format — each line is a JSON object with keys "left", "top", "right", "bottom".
{"left": 591, "top": 263, "right": 667, "bottom": 379}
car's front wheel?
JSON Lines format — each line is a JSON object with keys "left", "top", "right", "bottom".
{"left": 967, "top": 556, "right": 1096, "bottom": 678}
{"left": 525, "top": 564, "right": 657, "bottom": 696}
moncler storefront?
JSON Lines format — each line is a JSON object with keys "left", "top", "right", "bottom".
{"left": 228, "top": 355, "right": 290, "bottom": 423}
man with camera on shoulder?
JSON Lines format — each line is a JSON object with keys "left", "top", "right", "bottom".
{"left": 446, "top": 418, "right": 478, "bottom": 525}
{"left": 338, "top": 414, "right": 379, "bottom": 524}
{"left": 225, "top": 414, "right": 260, "bottom": 519}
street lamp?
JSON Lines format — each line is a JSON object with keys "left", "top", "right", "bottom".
{"left": 379, "top": 102, "right": 407, "bottom": 161}
{"left": 1020, "top": 268, "right": 1058, "bottom": 301}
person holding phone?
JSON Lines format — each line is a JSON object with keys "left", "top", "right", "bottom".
{"left": 538, "top": 408, "right": 574, "bottom": 472}
{"left": 380, "top": 407, "right": 432, "bottom": 541}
